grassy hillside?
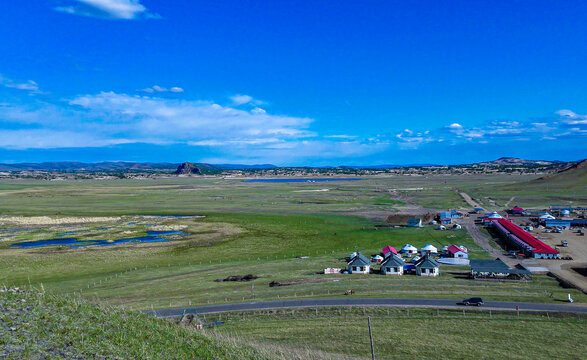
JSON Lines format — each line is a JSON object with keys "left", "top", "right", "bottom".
{"left": 2, "top": 289, "right": 585, "bottom": 360}
{"left": 0, "top": 288, "right": 281, "bottom": 360}
{"left": 528, "top": 158, "right": 587, "bottom": 191}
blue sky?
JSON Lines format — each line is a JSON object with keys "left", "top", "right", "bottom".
{"left": 0, "top": 0, "right": 586, "bottom": 165}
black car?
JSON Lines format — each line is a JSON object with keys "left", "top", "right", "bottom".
{"left": 461, "top": 297, "right": 484, "bottom": 306}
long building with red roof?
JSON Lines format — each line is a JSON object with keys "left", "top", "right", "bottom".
{"left": 492, "top": 218, "right": 559, "bottom": 259}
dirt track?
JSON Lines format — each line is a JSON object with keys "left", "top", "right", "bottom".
{"left": 458, "top": 192, "right": 482, "bottom": 209}
{"left": 460, "top": 217, "right": 517, "bottom": 266}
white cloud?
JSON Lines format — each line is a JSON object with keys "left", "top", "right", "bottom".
{"left": 324, "top": 135, "right": 358, "bottom": 139}
{"left": 1, "top": 75, "right": 40, "bottom": 93}
{"left": 557, "top": 109, "right": 587, "bottom": 125}
{"left": 230, "top": 94, "right": 254, "bottom": 105}
{"left": 140, "top": 85, "right": 184, "bottom": 93}
{"left": 5, "top": 80, "right": 39, "bottom": 91}
{"left": 448, "top": 123, "right": 463, "bottom": 129}
{"left": 65, "top": 91, "right": 314, "bottom": 144}
{"left": 251, "top": 107, "right": 266, "bottom": 114}
{"left": 230, "top": 94, "right": 265, "bottom": 106}
{"left": 54, "top": 0, "right": 158, "bottom": 20}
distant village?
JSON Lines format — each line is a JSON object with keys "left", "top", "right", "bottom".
{"left": 328, "top": 204, "right": 586, "bottom": 283}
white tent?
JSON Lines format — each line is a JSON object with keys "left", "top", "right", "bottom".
{"left": 420, "top": 244, "right": 438, "bottom": 255}
{"left": 372, "top": 254, "right": 384, "bottom": 263}
{"left": 539, "top": 214, "right": 555, "bottom": 220}
{"left": 441, "top": 245, "right": 449, "bottom": 254}
{"left": 400, "top": 244, "right": 418, "bottom": 255}
{"left": 489, "top": 212, "right": 503, "bottom": 219}
{"left": 437, "top": 225, "right": 446, "bottom": 230}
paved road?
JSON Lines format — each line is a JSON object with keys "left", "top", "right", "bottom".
{"left": 146, "top": 297, "right": 587, "bottom": 317}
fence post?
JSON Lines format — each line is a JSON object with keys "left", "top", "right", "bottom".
{"left": 368, "top": 316, "right": 376, "bottom": 360}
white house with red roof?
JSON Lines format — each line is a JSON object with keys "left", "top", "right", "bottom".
{"left": 446, "top": 245, "right": 468, "bottom": 259}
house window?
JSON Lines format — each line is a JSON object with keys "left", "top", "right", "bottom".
{"left": 360, "top": 266, "right": 364, "bottom": 271}
{"left": 352, "top": 266, "right": 357, "bottom": 271}
{"left": 395, "top": 267, "right": 399, "bottom": 272}
{"left": 386, "top": 267, "right": 391, "bottom": 272}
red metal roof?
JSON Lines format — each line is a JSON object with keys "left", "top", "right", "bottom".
{"left": 496, "top": 218, "right": 558, "bottom": 254}
{"left": 382, "top": 246, "right": 397, "bottom": 255}
{"left": 447, "top": 245, "right": 466, "bottom": 255}
{"left": 512, "top": 206, "right": 525, "bottom": 211}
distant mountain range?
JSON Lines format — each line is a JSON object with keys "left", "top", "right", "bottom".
{"left": 0, "top": 161, "right": 277, "bottom": 172}
{"left": 476, "top": 157, "right": 566, "bottom": 166}
{"left": 0, "top": 157, "right": 576, "bottom": 172}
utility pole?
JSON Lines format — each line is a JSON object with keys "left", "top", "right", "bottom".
{"left": 367, "top": 316, "right": 375, "bottom": 360}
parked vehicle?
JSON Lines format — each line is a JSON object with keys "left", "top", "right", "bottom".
{"left": 561, "top": 241, "right": 568, "bottom": 247}
{"left": 461, "top": 297, "right": 484, "bottom": 306}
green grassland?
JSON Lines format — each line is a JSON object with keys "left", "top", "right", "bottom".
{"left": 1, "top": 212, "right": 585, "bottom": 309}
{"left": 208, "top": 307, "right": 587, "bottom": 360}
{"left": 1, "top": 174, "right": 586, "bottom": 359}
{"left": 0, "top": 173, "right": 556, "bottom": 217}
{"left": 5, "top": 290, "right": 583, "bottom": 360}
{"left": 0, "top": 289, "right": 301, "bottom": 360}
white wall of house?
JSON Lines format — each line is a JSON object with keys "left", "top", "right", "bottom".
{"left": 382, "top": 266, "right": 403, "bottom": 275}
{"left": 453, "top": 251, "right": 468, "bottom": 259}
{"left": 417, "top": 267, "right": 439, "bottom": 276}
{"left": 348, "top": 265, "right": 370, "bottom": 274}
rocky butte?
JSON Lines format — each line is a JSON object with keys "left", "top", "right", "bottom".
{"left": 174, "top": 162, "right": 201, "bottom": 175}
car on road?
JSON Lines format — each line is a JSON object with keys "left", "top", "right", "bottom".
{"left": 460, "top": 297, "right": 484, "bottom": 306}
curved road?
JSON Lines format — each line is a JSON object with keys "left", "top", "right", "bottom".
{"left": 146, "top": 297, "right": 587, "bottom": 317}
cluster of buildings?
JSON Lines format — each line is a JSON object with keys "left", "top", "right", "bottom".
{"left": 346, "top": 251, "right": 440, "bottom": 276}
{"left": 483, "top": 214, "right": 560, "bottom": 259}
{"left": 338, "top": 243, "right": 470, "bottom": 277}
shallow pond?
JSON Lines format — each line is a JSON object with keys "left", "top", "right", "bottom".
{"left": 243, "top": 178, "right": 363, "bottom": 183}
{"left": 10, "top": 232, "right": 186, "bottom": 249}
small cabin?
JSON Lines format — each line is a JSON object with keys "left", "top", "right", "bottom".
{"left": 415, "top": 255, "right": 440, "bottom": 277}
{"left": 440, "top": 212, "right": 452, "bottom": 225}
{"left": 447, "top": 245, "right": 468, "bottom": 259}
{"left": 380, "top": 254, "right": 405, "bottom": 275}
{"left": 348, "top": 252, "right": 371, "bottom": 274}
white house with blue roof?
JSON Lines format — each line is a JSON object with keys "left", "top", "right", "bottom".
{"left": 348, "top": 252, "right": 371, "bottom": 274}
{"left": 380, "top": 254, "right": 405, "bottom": 275}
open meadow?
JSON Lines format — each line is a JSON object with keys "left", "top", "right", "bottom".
{"left": 1, "top": 175, "right": 586, "bottom": 308}
{"left": 1, "top": 174, "right": 586, "bottom": 359}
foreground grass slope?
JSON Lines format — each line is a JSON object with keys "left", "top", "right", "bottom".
{"left": 0, "top": 289, "right": 274, "bottom": 360}
{"left": 2, "top": 289, "right": 585, "bottom": 360}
